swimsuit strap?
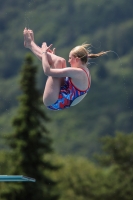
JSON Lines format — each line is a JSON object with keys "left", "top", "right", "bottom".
{"left": 80, "top": 68, "right": 91, "bottom": 89}
{"left": 70, "top": 68, "right": 91, "bottom": 91}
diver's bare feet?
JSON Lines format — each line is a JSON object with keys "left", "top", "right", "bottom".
{"left": 28, "top": 29, "right": 34, "bottom": 42}
{"left": 23, "top": 28, "right": 33, "bottom": 48}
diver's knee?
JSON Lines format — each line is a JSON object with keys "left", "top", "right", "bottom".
{"left": 59, "top": 58, "right": 66, "bottom": 68}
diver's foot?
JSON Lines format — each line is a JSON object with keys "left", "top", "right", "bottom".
{"left": 23, "top": 28, "right": 32, "bottom": 48}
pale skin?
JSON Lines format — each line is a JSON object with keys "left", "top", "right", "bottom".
{"left": 23, "top": 28, "right": 91, "bottom": 107}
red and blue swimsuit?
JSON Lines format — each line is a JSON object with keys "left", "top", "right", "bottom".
{"left": 47, "top": 69, "right": 90, "bottom": 111}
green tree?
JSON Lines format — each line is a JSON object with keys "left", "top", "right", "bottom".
{"left": 96, "top": 132, "right": 133, "bottom": 200}
{"left": 52, "top": 156, "right": 109, "bottom": 200}
{"left": 98, "top": 132, "right": 133, "bottom": 170}
{"left": 49, "top": 133, "right": 133, "bottom": 200}
{"left": 1, "top": 54, "right": 59, "bottom": 200}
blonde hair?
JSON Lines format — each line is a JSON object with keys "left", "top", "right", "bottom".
{"left": 71, "top": 44, "right": 109, "bottom": 64}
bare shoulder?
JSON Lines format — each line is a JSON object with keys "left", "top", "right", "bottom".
{"left": 71, "top": 67, "right": 91, "bottom": 90}
{"left": 73, "top": 67, "right": 90, "bottom": 79}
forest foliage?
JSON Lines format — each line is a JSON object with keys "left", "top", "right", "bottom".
{"left": 0, "top": 0, "right": 133, "bottom": 157}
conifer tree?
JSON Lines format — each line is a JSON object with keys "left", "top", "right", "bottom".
{"left": 1, "top": 54, "right": 59, "bottom": 200}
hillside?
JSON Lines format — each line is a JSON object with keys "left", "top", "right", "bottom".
{"left": 0, "top": 0, "right": 133, "bottom": 158}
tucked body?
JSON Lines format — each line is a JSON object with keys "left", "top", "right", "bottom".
{"left": 23, "top": 28, "right": 107, "bottom": 111}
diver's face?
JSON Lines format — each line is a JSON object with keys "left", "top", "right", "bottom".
{"left": 68, "top": 51, "right": 77, "bottom": 67}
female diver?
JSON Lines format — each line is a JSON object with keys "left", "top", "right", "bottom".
{"left": 23, "top": 28, "right": 108, "bottom": 111}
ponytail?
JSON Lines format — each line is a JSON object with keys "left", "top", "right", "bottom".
{"left": 71, "top": 43, "right": 110, "bottom": 63}
{"left": 88, "top": 51, "right": 110, "bottom": 58}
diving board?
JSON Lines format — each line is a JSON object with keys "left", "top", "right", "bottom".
{"left": 0, "top": 175, "right": 36, "bottom": 182}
